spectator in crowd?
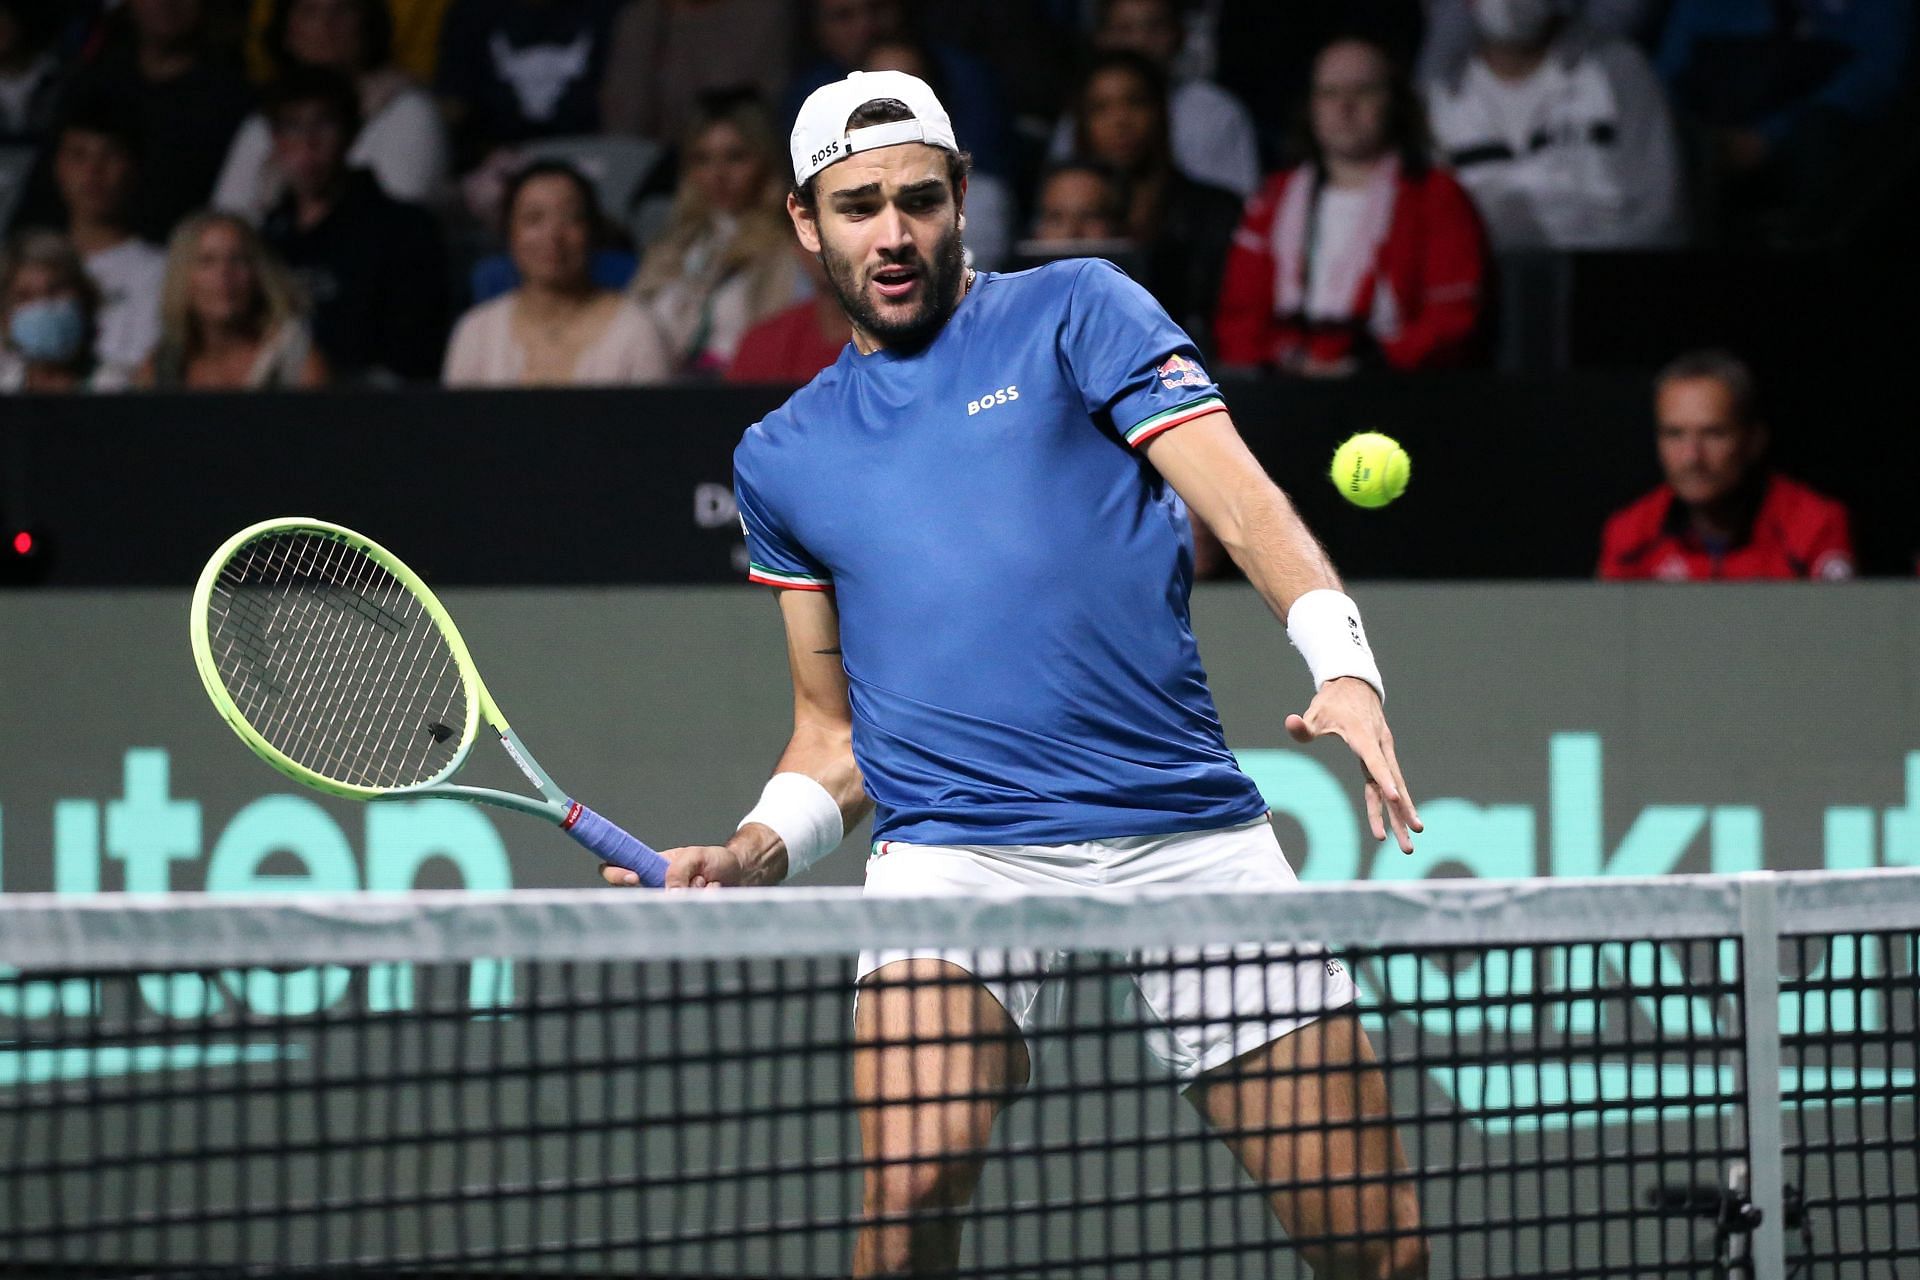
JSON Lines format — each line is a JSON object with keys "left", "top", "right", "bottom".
{"left": 600, "top": 0, "right": 795, "bottom": 145}
{"left": 1215, "top": 36, "right": 1488, "bottom": 377}
{"left": 0, "top": 230, "right": 128, "bottom": 391}
{"left": 435, "top": 0, "right": 624, "bottom": 173}
{"left": 0, "top": 1, "right": 69, "bottom": 142}
{"left": 49, "top": 95, "right": 167, "bottom": 371}
{"left": 68, "top": 0, "right": 254, "bottom": 242}
{"left": 1655, "top": 0, "right": 1914, "bottom": 242}
{"left": 1049, "top": 0, "right": 1261, "bottom": 197}
{"left": 1067, "top": 50, "right": 1242, "bottom": 350}
{"left": 1425, "top": 0, "right": 1687, "bottom": 249}
{"left": 1418, "top": 0, "right": 1667, "bottom": 83}
{"left": 1599, "top": 349, "right": 1853, "bottom": 581}
{"left": 1030, "top": 160, "right": 1130, "bottom": 243}
{"left": 141, "top": 210, "right": 327, "bottom": 388}
{"left": 1212, "top": 1, "right": 1424, "bottom": 166}
{"left": 245, "top": 0, "right": 457, "bottom": 84}
{"left": 215, "top": 0, "right": 451, "bottom": 222}
{"left": 783, "top": 0, "right": 1010, "bottom": 178}
{"left": 725, "top": 243, "right": 846, "bottom": 385}
{"left": 257, "top": 67, "right": 449, "bottom": 382}
{"left": 629, "top": 94, "right": 799, "bottom": 376}
{"left": 444, "top": 159, "right": 669, "bottom": 385}
{"left": 860, "top": 36, "right": 1012, "bottom": 268}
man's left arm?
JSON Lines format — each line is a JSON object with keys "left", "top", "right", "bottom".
{"left": 1142, "top": 409, "right": 1423, "bottom": 852}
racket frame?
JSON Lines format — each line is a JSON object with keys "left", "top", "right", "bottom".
{"left": 189, "top": 516, "right": 570, "bottom": 823}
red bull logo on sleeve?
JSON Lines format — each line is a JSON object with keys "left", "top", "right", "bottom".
{"left": 1156, "top": 354, "right": 1209, "bottom": 390}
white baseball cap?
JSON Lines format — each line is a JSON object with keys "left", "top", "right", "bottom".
{"left": 789, "top": 70, "right": 959, "bottom": 187}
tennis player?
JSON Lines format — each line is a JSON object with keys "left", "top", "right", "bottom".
{"left": 605, "top": 70, "right": 1427, "bottom": 1280}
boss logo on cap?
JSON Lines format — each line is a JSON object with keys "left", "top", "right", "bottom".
{"left": 810, "top": 140, "right": 843, "bottom": 166}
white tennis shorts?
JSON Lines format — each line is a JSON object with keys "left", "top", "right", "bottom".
{"left": 856, "top": 815, "right": 1357, "bottom": 1080}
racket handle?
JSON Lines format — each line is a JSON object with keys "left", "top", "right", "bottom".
{"left": 562, "top": 802, "right": 669, "bottom": 887}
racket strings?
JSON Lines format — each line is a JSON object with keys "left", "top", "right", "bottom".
{"left": 288, "top": 536, "right": 464, "bottom": 787}
{"left": 262, "top": 533, "right": 462, "bottom": 787}
{"left": 205, "top": 530, "right": 467, "bottom": 789}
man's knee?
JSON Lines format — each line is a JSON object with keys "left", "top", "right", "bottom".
{"left": 866, "top": 1152, "right": 985, "bottom": 1218}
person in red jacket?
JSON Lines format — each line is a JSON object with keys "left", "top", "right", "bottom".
{"left": 1599, "top": 350, "right": 1855, "bottom": 582}
{"left": 726, "top": 246, "right": 848, "bottom": 385}
{"left": 1215, "top": 35, "right": 1488, "bottom": 376}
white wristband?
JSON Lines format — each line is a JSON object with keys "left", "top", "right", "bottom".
{"left": 738, "top": 772, "right": 844, "bottom": 881}
{"left": 1285, "top": 588, "right": 1385, "bottom": 703}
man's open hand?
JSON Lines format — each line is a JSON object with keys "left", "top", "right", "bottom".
{"left": 1285, "top": 676, "right": 1423, "bottom": 853}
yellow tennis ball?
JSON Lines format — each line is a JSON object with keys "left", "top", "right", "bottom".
{"left": 1330, "top": 432, "right": 1410, "bottom": 509}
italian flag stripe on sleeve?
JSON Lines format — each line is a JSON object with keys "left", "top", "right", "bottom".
{"left": 747, "top": 563, "right": 833, "bottom": 590}
{"left": 1123, "top": 396, "right": 1226, "bottom": 447}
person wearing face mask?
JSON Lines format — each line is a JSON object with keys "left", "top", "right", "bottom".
{"left": 1424, "top": 0, "right": 1687, "bottom": 249}
{"left": 629, "top": 93, "right": 802, "bottom": 375}
{"left": 0, "top": 230, "right": 129, "bottom": 392}
{"left": 1415, "top": 0, "right": 1663, "bottom": 84}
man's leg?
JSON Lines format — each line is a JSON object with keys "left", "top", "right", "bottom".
{"left": 1189, "top": 1011, "right": 1427, "bottom": 1280}
{"left": 852, "top": 958, "right": 1031, "bottom": 1277}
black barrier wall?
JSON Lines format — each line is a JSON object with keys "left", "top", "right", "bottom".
{"left": 4, "top": 376, "right": 1916, "bottom": 585}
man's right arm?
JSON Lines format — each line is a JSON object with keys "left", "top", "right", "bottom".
{"left": 601, "top": 588, "right": 868, "bottom": 888}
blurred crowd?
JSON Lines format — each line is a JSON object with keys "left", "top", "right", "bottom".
{"left": 0, "top": 0, "right": 1910, "bottom": 578}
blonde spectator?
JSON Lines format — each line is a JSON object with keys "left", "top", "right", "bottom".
{"left": 142, "top": 212, "right": 328, "bottom": 389}
{"left": 443, "top": 160, "right": 670, "bottom": 386}
{"left": 1, "top": 231, "right": 129, "bottom": 392}
{"left": 629, "top": 94, "right": 799, "bottom": 375}
{"left": 216, "top": 0, "right": 451, "bottom": 221}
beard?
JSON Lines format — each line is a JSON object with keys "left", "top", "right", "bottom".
{"left": 817, "top": 219, "right": 968, "bottom": 352}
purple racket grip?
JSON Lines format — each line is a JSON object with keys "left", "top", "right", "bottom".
{"left": 562, "top": 802, "right": 668, "bottom": 887}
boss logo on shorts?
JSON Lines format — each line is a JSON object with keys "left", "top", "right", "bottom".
{"left": 966, "top": 385, "right": 1019, "bottom": 416}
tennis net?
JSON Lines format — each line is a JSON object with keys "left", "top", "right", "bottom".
{"left": 1, "top": 869, "right": 1913, "bottom": 1279}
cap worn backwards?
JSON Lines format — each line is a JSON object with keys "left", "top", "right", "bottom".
{"left": 789, "top": 70, "right": 959, "bottom": 187}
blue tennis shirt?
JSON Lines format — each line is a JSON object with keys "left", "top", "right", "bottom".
{"left": 733, "top": 259, "right": 1269, "bottom": 845}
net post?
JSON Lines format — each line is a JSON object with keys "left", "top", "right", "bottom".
{"left": 1738, "top": 871, "right": 1787, "bottom": 1280}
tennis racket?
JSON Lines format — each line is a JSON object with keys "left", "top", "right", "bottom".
{"left": 189, "top": 516, "right": 668, "bottom": 886}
